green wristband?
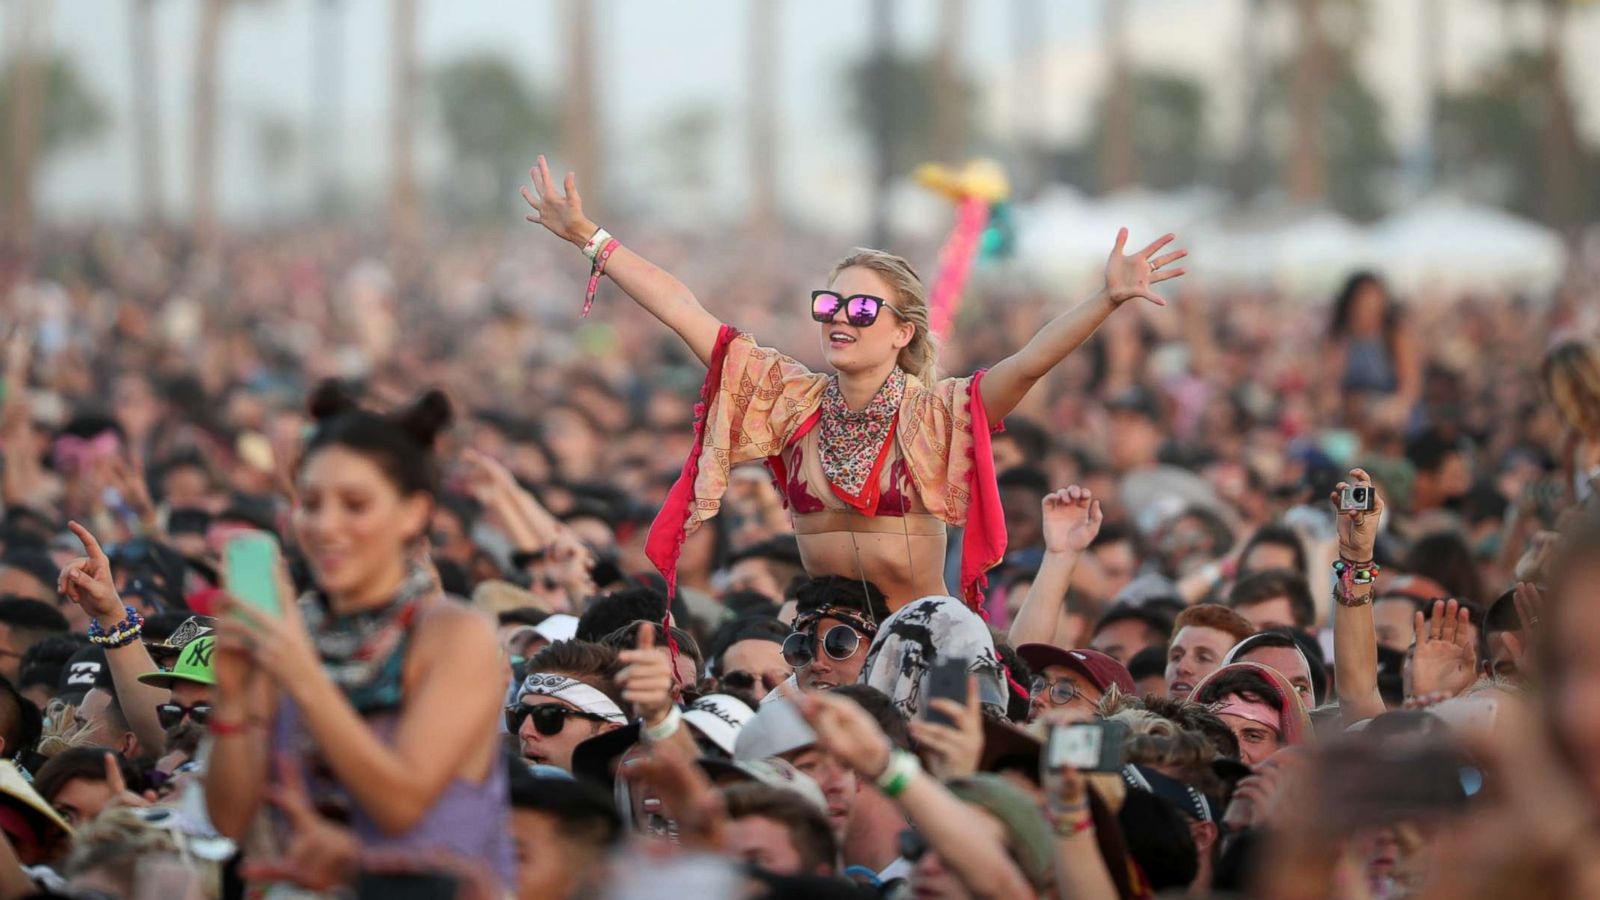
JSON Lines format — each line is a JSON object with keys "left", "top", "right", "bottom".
{"left": 876, "top": 750, "right": 920, "bottom": 799}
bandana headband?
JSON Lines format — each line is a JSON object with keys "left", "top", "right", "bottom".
{"left": 1212, "top": 696, "right": 1281, "bottom": 734}
{"left": 794, "top": 604, "right": 879, "bottom": 637}
{"left": 517, "top": 672, "right": 627, "bottom": 723}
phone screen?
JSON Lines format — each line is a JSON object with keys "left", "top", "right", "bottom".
{"left": 225, "top": 532, "right": 281, "bottom": 616}
{"left": 923, "top": 659, "right": 968, "bottom": 727}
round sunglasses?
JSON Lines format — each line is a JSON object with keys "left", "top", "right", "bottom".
{"left": 1029, "top": 676, "right": 1083, "bottom": 705}
{"left": 155, "top": 702, "right": 212, "bottom": 730}
{"left": 781, "top": 624, "right": 863, "bottom": 668}
{"left": 504, "top": 703, "right": 609, "bottom": 736}
{"left": 810, "top": 290, "right": 906, "bottom": 328}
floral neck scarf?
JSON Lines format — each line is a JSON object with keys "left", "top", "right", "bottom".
{"left": 299, "top": 563, "right": 434, "bottom": 713}
{"left": 819, "top": 367, "right": 906, "bottom": 498}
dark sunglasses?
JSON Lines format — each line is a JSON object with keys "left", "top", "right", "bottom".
{"left": 781, "top": 624, "right": 862, "bottom": 668}
{"left": 898, "top": 828, "right": 928, "bottom": 863}
{"left": 720, "top": 670, "right": 784, "bottom": 693}
{"left": 504, "top": 703, "right": 607, "bottom": 736}
{"left": 810, "top": 290, "right": 904, "bottom": 328}
{"left": 155, "top": 703, "right": 212, "bottom": 729}
{"left": 1030, "top": 676, "right": 1082, "bottom": 705}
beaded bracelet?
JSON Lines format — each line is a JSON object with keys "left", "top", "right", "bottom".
{"left": 87, "top": 607, "right": 145, "bottom": 648}
{"left": 1332, "top": 558, "right": 1381, "bottom": 608}
{"left": 1333, "top": 557, "right": 1382, "bottom": 585}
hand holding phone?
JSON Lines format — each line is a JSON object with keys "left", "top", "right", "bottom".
{"left": 1044, "top": 721, "right": 1129, "bottom": 774}
{"left": 225, "top": 532, "right": 283, "bottom": 617}
{"left": 923, "top": 659, "right": 968, "bottom": 728}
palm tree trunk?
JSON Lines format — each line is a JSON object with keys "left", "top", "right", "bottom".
{"left": 1231, "top": 0, "right": 1269, "bottom": 199}
{"left": 747, "top": 0, "right": 778, "bottom": 231}
{"left": 1287, "top": 0, "right": 1328, "bottom": 205}
{"left": 1537, "top": 0, "right": 1581, "bottom": 232}
{"left": 562, "top": 0, "right": 601, "bottom": 216}
{"left": 5, "top": 0, "right": 45, "bottom": 250}
{"left": 191, "top": 0, "right": 227, "bottom": 250}
{"left": 313, "top": 0, "right": 344, "bottom": 214}
{"left": 1417, "top": 0, "right": 1444, "bottom": 190}
{"left": 129, "top": 0, "right": 163, "bottom": 223}
{"left": 869, "top": 0, "right": 896, "bottom": 246}
{"left": 933, "top": 0, "right": 966, "bottom": 163}
{"left": 1099, "top": 0, "right": 1135, "bottom": 192}
{"left": 389, "top": 0, "right": 420, "bottom": 263}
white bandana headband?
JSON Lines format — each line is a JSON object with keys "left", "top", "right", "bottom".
{"left": 517, "top": 672, "right": 628, "bottom": 723}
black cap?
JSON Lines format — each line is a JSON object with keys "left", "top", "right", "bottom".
{"left": 1105, "top": 387, "right": 1163, "bottom": 423}
{"left": 57, "top": 646, "right": 107, "bottom": 705}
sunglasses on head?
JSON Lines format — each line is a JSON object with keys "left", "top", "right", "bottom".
{"left": 781, "top": 624, "right": 863, "bottom": 668}
{"left": 810, "top": 290, "right": 904, "bottom": 328}
{"left": 1030, "top": 676, "right": 1082, "bottom": 705}
{"left": 504, "top": 703, "right": 608, "bottom": 736}
{"left": 155, "top": 702, "right": 212, "bottom": 730}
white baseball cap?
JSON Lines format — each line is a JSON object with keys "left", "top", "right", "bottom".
{"left": 532, "top": 613, "right": 579, "bottom": 644}
{"left": 733, "top": 694, "right": 816, "bottom": 762}
{"left": 682, "top": 693, "right": 755, "bottom": 756}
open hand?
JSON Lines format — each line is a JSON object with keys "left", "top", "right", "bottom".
{"left": 1104, "top": 228, "right": 1187, "bottom": 307}
{"left": 521, "top": 155, "right": 596, "bottom": 246}
{"left": 1409, "top": 599, "right": 1478, "bottom": 698}
{"left": 1041, "top": 485, "right": 1103, "bottom": 555}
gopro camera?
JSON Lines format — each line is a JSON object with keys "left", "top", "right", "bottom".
{"left": 1339, "top": 485, "right": 1374, "bottom": 512}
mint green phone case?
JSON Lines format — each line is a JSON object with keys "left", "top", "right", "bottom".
{"left": 225, "top": 532, "right": 281, "bottom": 616}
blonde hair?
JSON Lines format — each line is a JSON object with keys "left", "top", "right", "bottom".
{"left": 829, "top": 250, "right": 940, "bottom": 385}
{"left": 1543, "top": 340, "right": 1600, "bottom": 439}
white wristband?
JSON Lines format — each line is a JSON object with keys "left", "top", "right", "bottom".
{"left": 582, "top": 227, "right": 612, "bottom": 261}
{"left": 641, "top": 704, "right": 682, "bottom": 743}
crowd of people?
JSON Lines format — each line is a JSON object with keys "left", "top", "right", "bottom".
{"left": 0, "top": 155, "right": 1595, "bottom": 898}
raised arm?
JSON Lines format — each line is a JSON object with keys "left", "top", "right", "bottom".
{"left": 1331, "top": 469, "right": 1387, "bottom": 725}
{"left": 796, "top": 690, "right": 1036, "bottom": 900}
{"left": 979, "top": 229, "right": 1186, "bottom": 421}
{"left": 1008, "top": 487, "right": 1101, "bottom": 648}
{"left": 58, "top": 522, "right": 170, "bottom": 757}
{"left": 521, "top": 156, "right": 723, "bottom": 366}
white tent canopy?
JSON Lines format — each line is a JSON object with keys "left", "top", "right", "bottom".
{"left": 1370, "top": 197, "right": 1568, "bottom": 295}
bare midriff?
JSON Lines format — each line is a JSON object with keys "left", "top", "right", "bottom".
{"left": 794, "top": 525, "right": 950, "bottom": 612}
{"left": 780, "top": 428, "right": 951, "bottom": 611}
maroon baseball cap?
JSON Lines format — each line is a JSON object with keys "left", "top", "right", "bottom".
{"left": 1016, "top": 644, "right": 1137, "bottom": 695}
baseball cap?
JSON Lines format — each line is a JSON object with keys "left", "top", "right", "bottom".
{"left": 1015, "top": 644, "right": 1136, "bottom": 695}
{"left": 137, "top": 636, "right": 217, "bottom": 689}
{"left": 57, "top": 646, "right": 107, "bottom": 706}
{"left": 532, "top": 614, "right": 579, "bottom": 645}
{"left": 144, "top": 615, "right": 216, "bottom": 658}
{"left": 1122, "top": 764, "right": 1216, "bottom": 823}
{"left": 682, "top": 693, "right": 754, "bottom": 757}
{"left": 699, "top": 757, "right": 828, "bottom": 814}
{"left": 945, "top": 775, "right": 1055, "bottom": 891}
{"left": 733, "top": 694, "right": 816, "bottom": 762}
{"left": 1105, "top": 386, "right": 1163, "bottom": 423}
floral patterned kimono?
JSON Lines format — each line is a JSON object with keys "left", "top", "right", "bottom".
{"left": 646, "top": 326, "right": 1008, "bottom": 608}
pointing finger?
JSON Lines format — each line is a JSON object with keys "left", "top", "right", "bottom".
{"left": 637, "top": 622, "right": 656, "bottom": 651}
{"left": 67, "top": 521, "right": 107, "bottom": 564}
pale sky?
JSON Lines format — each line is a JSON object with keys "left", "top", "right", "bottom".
{"left": 18, "top": 0, "right": 1600, "bottom": 231}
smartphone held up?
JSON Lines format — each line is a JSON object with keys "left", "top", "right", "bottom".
{"left": 224, "top": 531, "right": 283, "bottom": 617}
